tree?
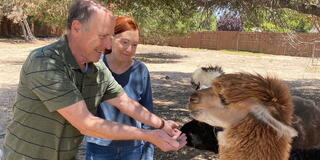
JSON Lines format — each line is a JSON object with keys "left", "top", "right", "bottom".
{"left": 1, "top": 0, "right": 318, "bottom": 40}
{"left": 217, "top": 12, "right": 243, "bottom": 31}
{"left": 0, "top": 0, "right": 38, "bottom": 41}
{"left": 0, "top": 0, "right": 71, "bottom": 41}
{"left": 310, "top": 15, "right": 320, "bottom": 32}
{"left": 103, "top": 0, "right": 318, "bottom": 37}
{"left": 194, "top": 0, "right": 320, "bottom": 17}
{"left": 103, "top": 0, "right": 217, "bottom": 41}
{"left": 32, "top": 0, "right": 72, "bottom": 30}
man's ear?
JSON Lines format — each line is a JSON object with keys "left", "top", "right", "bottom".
{"left": 71, "top": 20, "right": 82, "bottom": 33}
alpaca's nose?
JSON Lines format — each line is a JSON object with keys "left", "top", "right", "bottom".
{"left": 189, "top": 93, "right": 200, "bottom": 104}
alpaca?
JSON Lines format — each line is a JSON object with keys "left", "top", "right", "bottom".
{"left": 188, "top": 73, "right": 297, "bottom": 160}
{"left": 182, "top": 97, "right": 320, "bottom": 160}
{"left": 182, "top": 65, "right": 224, "bottom": 152}
{"left": 182, "top": 66, "right": 320, "bottom": 159}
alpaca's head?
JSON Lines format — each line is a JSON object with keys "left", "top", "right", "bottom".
{"left": 189, "top": 73, "right": 297, "bottom": 137}
{"left": 191, "top": 65, "right": 224, "bottom": 90}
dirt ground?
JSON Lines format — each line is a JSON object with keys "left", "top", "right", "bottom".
{"left": 0, "top": 38, "right": 319, "bottom": 160}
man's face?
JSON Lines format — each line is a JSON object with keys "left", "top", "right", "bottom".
{"left": 78, "top": 9, "right": 115, "bottom": 63}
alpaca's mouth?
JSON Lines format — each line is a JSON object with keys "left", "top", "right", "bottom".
{"left": 190, "top": 110, "right": 202, "bottom": 119}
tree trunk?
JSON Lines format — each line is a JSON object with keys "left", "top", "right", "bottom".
{"left": 23, "top": 18, "right": 36, "bottom": 41}
{"left": 312, "top": 17, "right": 320, "bottom": 33}
{"left": 19, "top": 21, "right": 29, "bottom": 41}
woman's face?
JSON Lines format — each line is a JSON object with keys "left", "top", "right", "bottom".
{"left": 112, "top": 30, "right": 139, "bottom": 61}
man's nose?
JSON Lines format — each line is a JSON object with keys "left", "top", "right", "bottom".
{"left": 106, "top": 40, "right": 112, "bottom": 50}
{"left": 103, "top": 36, "right": 113, "bottom": 50}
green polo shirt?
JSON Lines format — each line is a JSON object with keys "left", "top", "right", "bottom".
{"left": 3, "top": 36, "right": 124, "bottom": 160}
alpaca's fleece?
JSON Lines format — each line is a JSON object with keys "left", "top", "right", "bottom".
{"left": 188, "top": 73, "right": 297, "bottom": 160}
{"left": 191, "top": 65, "right": 224, "bottom": 90}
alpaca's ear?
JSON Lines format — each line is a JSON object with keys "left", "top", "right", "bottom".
{"left": 251, "top": 104, "right": 297, "bottom": 138}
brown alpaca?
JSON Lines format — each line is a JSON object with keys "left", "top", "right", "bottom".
{"left": 188, "top": 73, "right": 297, "bottom": 160}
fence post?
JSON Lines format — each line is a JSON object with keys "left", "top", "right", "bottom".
{"left": 236, "top": 32, "right": 239, "bottom": 51}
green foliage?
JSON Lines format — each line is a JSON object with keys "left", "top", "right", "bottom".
{"left": 0, "top": 0, "right": 318, "bottom": 39}
{"left": 30, "top": 0, "right": 72, "bottom": 30}
{"left": 106, "top": 0, "right": 217, "bottom": 41}
{"left": 243, "top": 8, "right": 313, "bottom": 33}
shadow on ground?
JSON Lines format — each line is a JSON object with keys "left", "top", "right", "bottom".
{"left": 286, "top": 79, "right": 320, "bottom": 104}
{"left": 134, "top": 52, "right": 188, "bottom": 64}
{"left": 150, "top": 71, "right": 219, "bottom": 160}
{"left": 0, "top": 38, "right": 26, "bottom": 44}
{"left": 0, "top": 84, "right": 17, "bottom": 151}
{"left": 0, "top": 38, "right": 57, "bottom": 44}
{"left": 1, "top": 60, "right": 25, "bottom": 66}
{"left": 0, "top": 84, "right": 17, "bottom": 112}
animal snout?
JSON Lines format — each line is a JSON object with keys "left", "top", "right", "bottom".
{"left": 190, "top": 93, "right": 200, "bottom": 104}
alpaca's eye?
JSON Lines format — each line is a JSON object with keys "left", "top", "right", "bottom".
{"left": 191, "top": 81, "right": 200, "bottom": 90}
{"left": 218, "top": 94, "right": 228, "bottom": 105}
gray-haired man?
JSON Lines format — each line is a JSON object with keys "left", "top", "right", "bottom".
{"left": 3, "top": 1, "right": 186, "bottom": 159}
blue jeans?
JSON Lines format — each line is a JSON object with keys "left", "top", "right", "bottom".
{"left": 86, "top": 142, "right": 153, "bottom": 160}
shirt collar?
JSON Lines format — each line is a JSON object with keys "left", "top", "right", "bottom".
{"left": 59, "top": 35, "right": 102, "bottom": 73}
{"left": 59, "top": 35, "right": 81, "bottom": 70}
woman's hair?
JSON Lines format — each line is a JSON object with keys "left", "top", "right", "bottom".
{"left": 105, "top": 16, "right": 139, "bottom": 54}
{"left": 115, "top": 16, "right": 139, "bottom": 35}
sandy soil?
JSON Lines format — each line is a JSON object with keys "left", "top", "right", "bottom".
{"left": 0, "top": 38, "right": 319, "bottom": 160}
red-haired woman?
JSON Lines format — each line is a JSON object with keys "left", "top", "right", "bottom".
{"left": 85, "top": 17, "right": 155, "bottom": 160}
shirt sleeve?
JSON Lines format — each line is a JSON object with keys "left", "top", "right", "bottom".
{"left": 25, "top": 54, "right": 83, "bottom": 112}
{"left": 140, "top": 67, "right": 154, "bottom": 130}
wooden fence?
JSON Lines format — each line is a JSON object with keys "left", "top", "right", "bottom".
{"left": 147, "top": 31, "right": 320, "bottom": 58}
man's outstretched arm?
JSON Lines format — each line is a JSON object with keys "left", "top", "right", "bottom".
{"left": 57, "top": 100, "right": 186, "bottom": 151}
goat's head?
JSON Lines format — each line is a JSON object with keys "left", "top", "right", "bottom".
{"left": 188, "top": 73, "right": 297, "bottom": 137}
{"left": 191, "top": 65, "right": 224, "bottom": 90}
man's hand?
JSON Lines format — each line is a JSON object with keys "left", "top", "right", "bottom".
{"left": 162, "top": 120, "right": 180, "bottom": 137}
{"left": 146, "top": 129, "right": 187, "bottom": 152}
{"left": 172, "top": 129, "right": 187, "bottom": 149}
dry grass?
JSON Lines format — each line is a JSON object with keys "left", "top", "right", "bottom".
{"left": 0, "top": 38, "right": 319, "bottom": 160}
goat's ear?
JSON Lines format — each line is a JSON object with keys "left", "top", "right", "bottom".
{"left": 251, "top": 105, "right": 297, "bottom": 138}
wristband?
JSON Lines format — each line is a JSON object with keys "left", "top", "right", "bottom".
{"left": 158, "top": 119, "right": 165, "bottom": 129}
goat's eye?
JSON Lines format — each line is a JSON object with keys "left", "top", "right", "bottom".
{"left": 218, "top": 94, "right": 228, "bottom": 105}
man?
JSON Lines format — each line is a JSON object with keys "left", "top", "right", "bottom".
{"left": 3, "top": 0, "right": 186, "bottom": 159}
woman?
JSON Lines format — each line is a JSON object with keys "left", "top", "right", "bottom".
{"left": 85, "top": 17, "right": 154, "bottom": 160}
